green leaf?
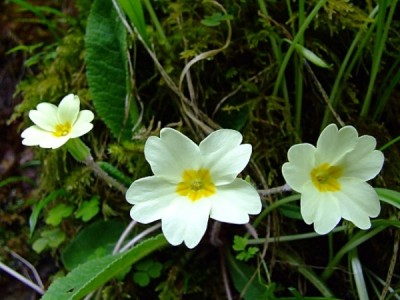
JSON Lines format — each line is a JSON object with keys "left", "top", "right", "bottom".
{"left": 227, "top": 252, "right": 269, "bottom": 300}
{"left": 41, "top": 234, "right": 168, "bottom": 300}
{"left": 117, "top": 0, "right": 150, "bottom": 47}
{"left": 201, "top": 12, "right": 233, "bottom": 27}
{"left": 236, "top": 247, "right": 259, "bottom": 262}
{"left": 45, "top": 204, "right": 74, "bottom": 226}
{"left": 376, "top": 187, "right": 400, "bottom": 209}
{"left": 98, "top": 161, "right": 131, "bottom": 187}
{"left": 148, "top": 261, "right": 162, "bottom": 278}
{"left": 133, "top": 271, "right": 150, "bottom": 287}
{"left": 75, "top": 196, "right": 100, "bottom": 222}
{"left": 232, "top": 236, "right": 248, "bottom": 251}
{"left": 85, "top": 0, "right": 139, "bottom": 141}
{"left": 33, "top": 229, "right": 66, "bottom": 253}
{"left": 61, "top": 219, "right": 125, "bottom": 271}
{"left": 284, "top": 39, "right": 332, "bottom": 68}
{"left": 29, "top": 189, "right": 67, "bottom": 237}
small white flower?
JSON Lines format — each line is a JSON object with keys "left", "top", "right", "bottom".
{"left": 126, "top": 128, "right": 262, "bottom": 248}
{"left": 282, "top": 124, "right": 384, "bottom": 234}
{"left": 21, "top": 94, "right": 94, "bottom": 149}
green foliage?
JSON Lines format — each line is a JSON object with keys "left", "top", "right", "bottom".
{"left": 61, "top": 219, "right": 125, "bottom": 271}
{"left": 42, "top": 234, "right": 168, "bottom": 300}
{"left": 98, "top": 161, "right": 132, "bottom": 187}
{"left": 201, "top": 12, "right": 233, "bottom": 27}
{"left": 133, "top": 258, "right": 163, "bottom": 287}
{"left": 29, "top": 189, "right": 67, "bottom": 236}
{"left": 376, "top": 188, "right": 400, "bottom": 210}
{"left": 45, "top": 203, "right": 74, "bottom": 226}
{"left": 85, "top": 0, "right": 139, "bottom": 141}
{"left": 227, "top": 251, "right": 270, "bottom": 300}
{"left": 9, "top": 0, "right": 400, "bottom": 298}
{"left": 232, "top": 236, "right": 259, "bottom": 262}
{"left": 32, "top": 228, "right": 66, "bottom": 253}
{"left": 117, "top": 0, "right": 150, "bottom": 46}
{"left": 74, "top": 196, "right": 100, "bottom": 221}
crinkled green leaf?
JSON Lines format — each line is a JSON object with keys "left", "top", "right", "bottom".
{"left": 85, "top": 0, "right": 139, "bottom": 140}
{"left": 61, "top": 219, "right": 125, "bottom": 271}
{"left": 42, "top": 234, "right": 167, "bottom": 300}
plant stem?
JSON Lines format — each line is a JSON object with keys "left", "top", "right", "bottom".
{"left": 0, "top": 261, "right": 44, "bottom": 295}
{"left": 272, "top": 0, "right": 328, "bottom": 97}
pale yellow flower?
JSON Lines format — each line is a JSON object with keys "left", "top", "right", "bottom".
{"left": 282, "top": 124, "right": 384, "bottom": 234}
{"left": 126, "top": 128, "right": 262, "bottom": 248}
{"left": 21, "top": 94, "right": 94, "bottom": 149}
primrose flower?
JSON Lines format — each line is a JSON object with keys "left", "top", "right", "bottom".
{"left": 126, "top": 128, "right": 262, "bottom": 248}
{"left": 282, "top": 124, "right": 384, "bottom": 234}
{"left": 21, "top": 94, "right": 94, "bottom": 149}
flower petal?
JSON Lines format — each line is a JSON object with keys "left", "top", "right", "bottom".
{"left": 209, "top": 178, "right": 261, "bottom": 224}
{"left": 300, "top": 182, "right": 341, "bottom": 234}
{"left": 199, "top": 129, "right": 243, "bottom": 154}
{"left": 21, "top": 126, "right": 69, "bottom": 148}
{"left": 282, "top": 143, "right": 316, "bottom": 192}
{"left": 341, "top": 135, "right": 384, "bottom": 181}
{"left": 199, "top": 129, "right": 251, "bottom": 184}
{"left": 145, "top": 128, "right": 200, "bottom": 182}
{"left": 29, "top": 103, "right": 58, "bottom": 132}
{"left": 57, "top": 94, "right": 80, "bottom": 124}
{"left": 336, "top": 178, "right": 380, "bottom": 229}
{"left": 70, "top": 110, "right": 95, "bottom": 138}
{"left": 126, "top": 176, "right": 176, "bottom": 204}
{"left": 316, "top": 124, "right": 358, "bottom": 164}
{"left": 127, "top": 176, "right": 177, "bottom": 223}
{"left": 162, "top": 197, "right": 211, "bottom": 248}
{"left": 203, "top": 144, "right": 252, "bottom": 185}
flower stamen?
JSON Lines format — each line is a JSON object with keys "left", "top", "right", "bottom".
{"left": 176, "top": 168, "right": 216, "bottom": 201}
{"left": 54, "top": 122, "right": 72, "bottom": 137}
{"left": 310, "top": 163, "right": 342, "bottom": 192}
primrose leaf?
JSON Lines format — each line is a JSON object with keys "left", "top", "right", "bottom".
{"left": 41, "top": 234, "right": 168, "bottom": 300}
{"left": 85, "top": 0, "right": 139, "bottom": 141}
{"left": 61, "top": 220, "right": 125, "bottom": 271}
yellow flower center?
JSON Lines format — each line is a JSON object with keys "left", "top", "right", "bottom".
{"left": 176, "top": 168, "right": 216, "bottom": 201}
{"left": 53, "top": 122, "right": 72, "bottom": 137}
{"left": 310, "top": 163, "right": 343, "bottom": 192}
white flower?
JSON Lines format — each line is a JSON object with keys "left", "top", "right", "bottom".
{"left": 282, "top": 124, "right": 384, "bottom": 234}
{"left": 21, "top": 94, "right": 94, "bottom": 149}
{"left": 126, "top": 128, "right": 262, "bottom": 248}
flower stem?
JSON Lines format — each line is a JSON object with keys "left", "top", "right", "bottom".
{"left": 257, "top": 183, "right": 292, "bottom": 198}
{"left": 84, "top": 156, "right": 128, "bottom": 194}
{"left": 119, "top": 223, "right": 161, "bottom": 253}
{"left": 248, "top": 225, "right": 346, "bottom": 244}
{"left": 112, "top": 220, "right": 137, "bottom": 254}
{"left": 0, "top": 261, "right": 44, "bottom": 295}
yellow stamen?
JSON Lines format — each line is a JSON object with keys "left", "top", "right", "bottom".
{"left": 53, "top": 122, "right": 72, "bottom": 137}
{"left": 310, "top": 163, "right": 342, "bottom": 192}
{"left": 176, "top": 168, "right": 216, "bottom": 201}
